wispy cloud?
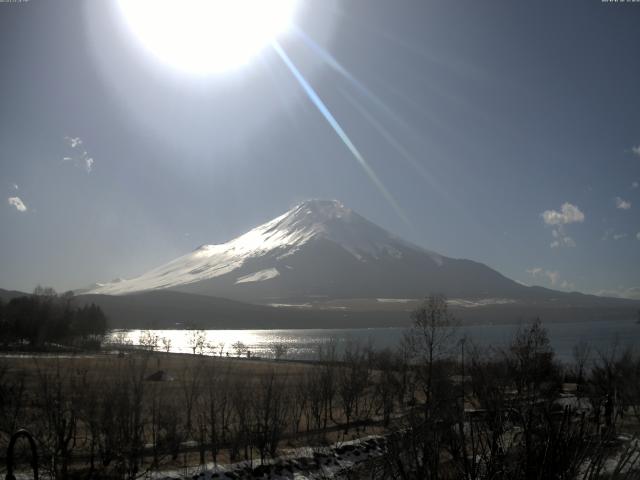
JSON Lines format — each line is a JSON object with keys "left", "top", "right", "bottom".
{"left": 560, "top": 280, "right": 575, "bottom": 290}
{"left": 12, "top": 183, "right": 18, "bottom": 190}
{"left": 597, "top": 286, "right": 640, "bottom": 300}
{"left": 632, "top": 145, "right": 640, "bottom": 157}
{"left": 615, "top": 197, "right": 631, "bottom": 210}
{"left": 526, "top": 268, "right": 576, "bottom": 291}
{"left": 550, "top": 227, "right": 575, "bottom": 248}
{"left": 633, "top": 181, "right": 639, "bottom": 189}
{"left": 637, "top": 232, "right": 640, "bottom": 241}
{"left": 65, "top": 136, "right": 83, "bottom": 148}
{"left": 63, "top": 136, "right": 94, "bottom": 173}
{"left": 603, "top": 229, "right": 628, "bottom": 241}
{"left": 526, "top": 267, "right": 560, "bottom": 286}
{"left": 8, "top": 196, "right": 27, "bottom": 212}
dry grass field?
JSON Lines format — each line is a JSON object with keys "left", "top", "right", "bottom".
{"left": 0, "top": 349, "right": 390, "bottom": 477}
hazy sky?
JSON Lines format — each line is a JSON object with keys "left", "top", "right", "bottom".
{"left": 1, "top": 0, "right": 639, "bottom": 298}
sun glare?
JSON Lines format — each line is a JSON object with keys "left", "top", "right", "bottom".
{"left": 117, "top": 0, "right": 298, "bottom": 74}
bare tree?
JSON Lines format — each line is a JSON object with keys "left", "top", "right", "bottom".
{"left": 0, "top": 359, "right": 26, "bottom": 441}
{"left": 290, "top": 371, "right": 308, "bottom": 434}
{"left": 317, "top": 339, "right": 338, "bottom": 430}
{"left": 161, "top": 336, "right": 172, "bottom": 353}
{"left": 229, "top": 378, "right": 252, "bottom": 462}
{"left": 147, "top": 381, "right": 174, "bottom": 468}
{"left": 572, "top": 340, "right": 592, "bottom": 386}
{"left": 337, "top": 340, "right": 371, "bottom": 433}
{"left": 188, "top": 330, "right": 207, "bottom": 355}
{"left": 139, "top": 329, "right": 159, "bottom": 352}
{"left": 100, "top": 354, "right": 149, "bottom": 479}
{"left": 33, "top": 359, "right": 79, "bottom": 479}
{"left": 204, "top": 364, "right": 232, "bottom": 466}
{"left": 387, "top": 294, "right": 458, "bottom": 480}
{"left": 269, "top": 342, "right": 290, "bottom": 361}
{"left": 373, "top": 348, "right": 399, "bottom": 426}
{"left": 179, "top": 357, "right": 204, "bottom": 441}
{"left": 232, "top": 340, "right": 248, "bottom": 357}
{"left": 251, "top": 369, "right": 291, "bottom": 463}
{"left": 303, "top": 368, "right": 324, "bottom": 433}
{"left": 589, "top": 341, "right": 633, "bottom": 435}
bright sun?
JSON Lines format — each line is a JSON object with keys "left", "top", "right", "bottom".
{"left": 117, "top": 0, "right": 298, "bottom": 74}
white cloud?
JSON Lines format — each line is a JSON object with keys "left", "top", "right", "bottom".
{"left": 8, "top": 196, "right": 27, "bottom": 212}
{"left": 612, "top": 233, "right": 627, "bottom": 240}
{"left": 633, "top": 181, "right": 639, "bottom": 189}
{"left": 12, "top": 183, "right": 18, "bottom": 190}
{"left": 632, "top": 145, "right": 640, "bottom": 157}
{"left": 541, "top": 203, "right": 584, "bottom": 248}
{"left": 637, "top": 232, "right": 640, "bottom": 240}
{"left": 542, "top": 202, "right": 585, "bottom": 225}
{"left": 615, "top": 197, "right": 631, "bottom": 210}
{"left": 62, "top": 136, "right": 94, "bottom": 173}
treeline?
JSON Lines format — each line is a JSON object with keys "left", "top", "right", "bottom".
{"left": 381, "top": 297, "right": 640, "bottom": 479}
{"left": 0, "top": 287, "right": 107, "bottom": 349}
{"left": 0, "top": 296, "right": 639, "bottom": 479}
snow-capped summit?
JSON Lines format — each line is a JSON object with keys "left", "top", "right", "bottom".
{"left": 87, "top": 200, "right": 526, "bottom": 302}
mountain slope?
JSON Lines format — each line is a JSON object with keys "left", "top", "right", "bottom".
{"left": 85, "top": 200, "right": 634, "bottom": 306}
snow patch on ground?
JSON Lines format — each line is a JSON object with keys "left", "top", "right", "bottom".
{"left": 377, "top": 298, "right": 416, "bottom": 303}
{"left": 268, "top": 303, "right": 313, "bottom": 309}
{"left": 447, "top": 298, "right": 517, "bottom": 308}
{"left": 154, "top": 435, "right": 388, "bottom": 480}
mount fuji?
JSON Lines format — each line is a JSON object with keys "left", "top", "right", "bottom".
{"left": 87, "top": 200, "right": 568, "bottom": 302}
{"left": 80, "top": 200, "right": 640, "bottom": 327}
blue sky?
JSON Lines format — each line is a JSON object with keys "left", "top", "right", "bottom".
{"left": 1, "top": 0, "right": 639, "bottom": 297}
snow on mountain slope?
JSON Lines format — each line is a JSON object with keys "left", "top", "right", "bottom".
{"left": 88, "top": 200, "right": 443, "bottom": 296}
{"left": 235, "top": 268, "right": 280, "bottom": 284}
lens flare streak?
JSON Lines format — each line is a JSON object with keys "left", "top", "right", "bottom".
{"left": 271, "top": 40, "right": 409, "bottom": 225}
{"left": 294, "top": 28, "right": 409, "bottom": 130}
{"left": 338, "top": 87, "right": 446, "bottom": 198}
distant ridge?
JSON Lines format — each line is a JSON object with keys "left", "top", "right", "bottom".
{"left": 0, "top": 288, "right": 29, "bottom": 303}
{"left": 76, "top": 290, "right": 639, "bottom": 329}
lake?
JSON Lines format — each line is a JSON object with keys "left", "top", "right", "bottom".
{"left": 107, "top": 318, "right": 640, "bottom": 363}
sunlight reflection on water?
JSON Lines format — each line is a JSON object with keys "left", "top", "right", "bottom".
{"left": 105, "top": 319, "right": 640, "bottom": 362}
